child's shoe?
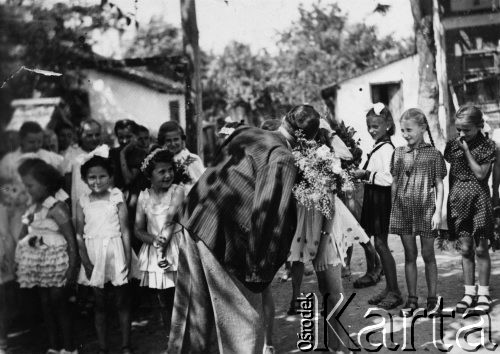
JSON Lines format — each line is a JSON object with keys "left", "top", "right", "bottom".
{"left": 60, "top": 349, "right": 79, "bottom": 354}
{"left": 46, "top": 349, "right": 60, "bottom": 354}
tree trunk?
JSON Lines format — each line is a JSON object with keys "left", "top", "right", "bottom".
{"left": 410, "top": 0, "right": 445, "bottom": 149}
{"left": 432, "top": 0, "right": 451, "bottom": 141}
{"left": 180, "top": 0, "right": 203, "bottom": 159}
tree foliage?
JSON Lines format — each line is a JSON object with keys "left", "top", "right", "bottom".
{"left": 206, "top": 2, "right": 414, "bottom": 122}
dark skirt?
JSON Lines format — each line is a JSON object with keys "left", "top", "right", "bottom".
{"left": 360, "top": 184, "right": 392, "bottom": 237}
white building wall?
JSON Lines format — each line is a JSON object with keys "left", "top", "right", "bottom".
{"left": 334, "top": 55, "right": 420, "bottom": 159}
{"left": 84, "top": 69, "right": 186, "bottom": 135}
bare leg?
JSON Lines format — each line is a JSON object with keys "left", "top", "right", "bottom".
{"left": 93, "top": 287, "right": 108, "bottom": 351}
{"left": 157, "top": 288, "right": 175, "bottom": 333}
{"left": 261, "top": 287, "right": 274, "bottom": 348}
{"left": 460, "top": 237, "right": 475, "bottom": 286}
{"left": 39, "top": 288, "right": 59, "bottom": 350}
{"left": 316, "top": 265, "right": 350, "bottom": 353}
{"left": 51, "top": 287, "right": 75, "bottom": 351}
{"left": 0, "top": 284, "right": 7, "bottom": 351}
{"left": 115, "top": 284, "right": 132, "bottom": 350}
{"left": 400, "top": 235, "right": 418, "bottom": 298}
{"left": 374, "top": 234, "right": 399, "bottom": 293}
{"left": 420, "top": 237, "right": 437, "bottom": 298}
{"left": 476, "top": 238, "right": 491, "bottom": 286}
{"left": 289, "top": 262, "right": 304, "bottom": 312}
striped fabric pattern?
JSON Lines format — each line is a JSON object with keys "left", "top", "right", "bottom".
{"left": 181, "top": 127, "right": 298, "bottom": 290}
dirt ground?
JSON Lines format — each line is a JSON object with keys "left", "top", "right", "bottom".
{"left": 7, "top": 235, "right": 500, "bottom": 353}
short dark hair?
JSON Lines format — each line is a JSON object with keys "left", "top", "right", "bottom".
{"left": 284, "top": 105, "right": 320, "bottom": 139}
{"left": 18, "top": 158, "right": 63, "bottom": 195}
{"left": 136, "top": 125, "right": 149, "bottom": 135}
{"left": 114, "top": 119, "right": 138, "bottom": 135}
{"left": 19, "top": 121, "right": 43, "bottom": 140}
{"left": 158, "top": 121, "right": 185, "bottom": 146}
{"left": 80, "top": 156, "right": 114, "bottom": 180}
{"left": 455, "top": 105, "right": 484, "bottom": 128}
{"left": 142, "top": 149, "right": 175, "bottom": 178}
{"left": 55, "top": 122, "right": 74, "bottom": 136}
{"left": 366, "top": 106, "right": 396, "bottom": 136}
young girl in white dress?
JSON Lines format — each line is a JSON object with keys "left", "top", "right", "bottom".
{"left": 15, "top": 158, "right": 78, "bottom": 354}
{"left": 76, "top": 156, "right": 138, "bottom": 354}
{"left": 134, "top": 148, "right": 185, "bottom": 333}
{"left": 287, "top": 124, "right": 369, "bottom": 353}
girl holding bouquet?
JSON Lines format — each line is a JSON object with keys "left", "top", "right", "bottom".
{"left": 134, "top": 149, "right": 185, "bottom": 333}
{"left": 288, "top": 121, "right": 365, "bottom": 353}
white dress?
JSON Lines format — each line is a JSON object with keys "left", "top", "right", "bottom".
{"left": 288, "top": 196, "right": 370, "bottom": 269}
{"left": 137, "top": 186, "right": 183, "bottom": 289}
{"left": 77, "top": 188, "right": 139, "bottom": 288}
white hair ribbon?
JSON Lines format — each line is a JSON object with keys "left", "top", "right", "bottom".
{"left": 319, "top": 119, "right": 333, "bottom": 133}
{"left": 373, "top": 102, "right": 385, "bottom": 115}
{"left": 81, "top": 144, "right": 110, "bottom": 164}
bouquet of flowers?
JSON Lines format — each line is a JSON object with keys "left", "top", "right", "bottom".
{"left": 292, "top": 131, "right": 353, "bottom": 219}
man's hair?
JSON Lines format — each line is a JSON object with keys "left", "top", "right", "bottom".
{"left": 114, "top": 119, "right": 138, "bottom": 135}
{"left": 260, "top": 119, "right": 281, "bottom": 131}
{"left": 19, "top": 121, "right": 43, "bottom": 140}
{"left": 284, "top": 105, "right": 320, "bottom": 139}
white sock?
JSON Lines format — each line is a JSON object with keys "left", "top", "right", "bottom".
{"left": 465, "top": 285, "right": 477, "bottom": 296}
{"left": 477, "top": 285, "right": 490, "bottom": 296}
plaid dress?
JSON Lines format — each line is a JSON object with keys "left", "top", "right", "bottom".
{"left": 445, "top": 133, "right": 496, "bottom": 242}
{"left": 390, "top": 143, "right": 447, "bottom": 238}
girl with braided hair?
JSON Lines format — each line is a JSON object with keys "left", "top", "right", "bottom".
{"left": 390, "top": 108, "right": 447, "bottom": 315}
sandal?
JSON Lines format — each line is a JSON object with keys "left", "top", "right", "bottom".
{"left": 353, "top": 272, "right": 380, "bottom": 289}
{"left": 399, "top": 296, "right": 419, "bottom": 317}
{"left": 426, "top": 296, "right": 442, "bottom": 315}
{"left": 378, "top": 292, "right": 403, "bottom": 310}
{"left": 368, "top": 290, "right": 388, "bottom": 305}
{"left": 263, "top": 345, "right": 276, "bottom": 354}
{"left": 474, "top": 295, "right": 492, "bottom": 314}
{"left": 456, "top": 294, "right": 475, "bottom": 314}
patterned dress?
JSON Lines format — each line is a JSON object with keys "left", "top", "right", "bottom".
{"left": 390, "top": 143, "right": 447, "bottom": 238}
{"left": 137, "top": 186, "right": 183, "bottom": 289}
{"left": 444, "top": 133, "right": 496, "bottom": 242}
{"left": 15, "top": 190, "right": 69, "bottom": 288}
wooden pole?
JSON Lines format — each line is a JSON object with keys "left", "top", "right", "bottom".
{"left": 180, "top": 0, "right": 203, "bottom": 160}
{"left": 433, "top": 0, "right": 451, "bottom": 140}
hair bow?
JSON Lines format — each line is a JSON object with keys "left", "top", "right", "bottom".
{"left": 81, "top": 144, "right": 110, "bottom": 164}
{"left": 373, "top": 102, "right": 385, "bottom": 115}
{"left": 319, "top": 119, "right": 333, "bottom": 133}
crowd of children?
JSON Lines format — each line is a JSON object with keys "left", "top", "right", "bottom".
{"left": 0, "top": 102, "right": 499, "bottom": 353}
{"left": 0, "top": 119, "right": 204, "bottom": 354}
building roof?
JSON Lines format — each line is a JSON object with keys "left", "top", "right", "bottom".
{"left": 97, "top": 65, "right": 184, "bottom": 94}
{"left": 321, "top": 53, "right": 417, "bottom": 97}
{"left": 61, "top": 43, "right": 185, "bottom": 94}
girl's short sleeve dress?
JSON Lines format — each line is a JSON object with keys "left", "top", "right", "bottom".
{"left": 444, "top": 133, "right": 496, "bottom": 242}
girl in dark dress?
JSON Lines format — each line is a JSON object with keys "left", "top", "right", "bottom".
{"left": 445, "top": 106, "right": 496, "bottom": 314}
{"left": 352, "top": 103, "right": 402, "bottom": 309}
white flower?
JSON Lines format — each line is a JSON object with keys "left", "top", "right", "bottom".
{"left": 315, "top": 145, "right": 331, "bottom": 159}
{"left": 330, "top": 157, "right": 342, "bottom": 174}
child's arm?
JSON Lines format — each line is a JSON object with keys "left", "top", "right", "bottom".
{"left": 460, "top": 140, "right": 492, "bottom": 180}
{"left": 76, "top": 201, "right": 93, "bottom": 278}
{"left": 158, "top": 186, "right": 185, "bottom": 247}
{"left": 492, "top": 146, "right": 500, "bottom": 207}
{"left": 432, "top": 177, "right": 444, "bottom": 230}
{"left": 134, "top": 196, "right": 156, "bottom": 245}
{"left": 117, "top": 201, "right": 132, "bottom": 271}
{"left": 49, "top": 202, "right": 79, "bottom": 284}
